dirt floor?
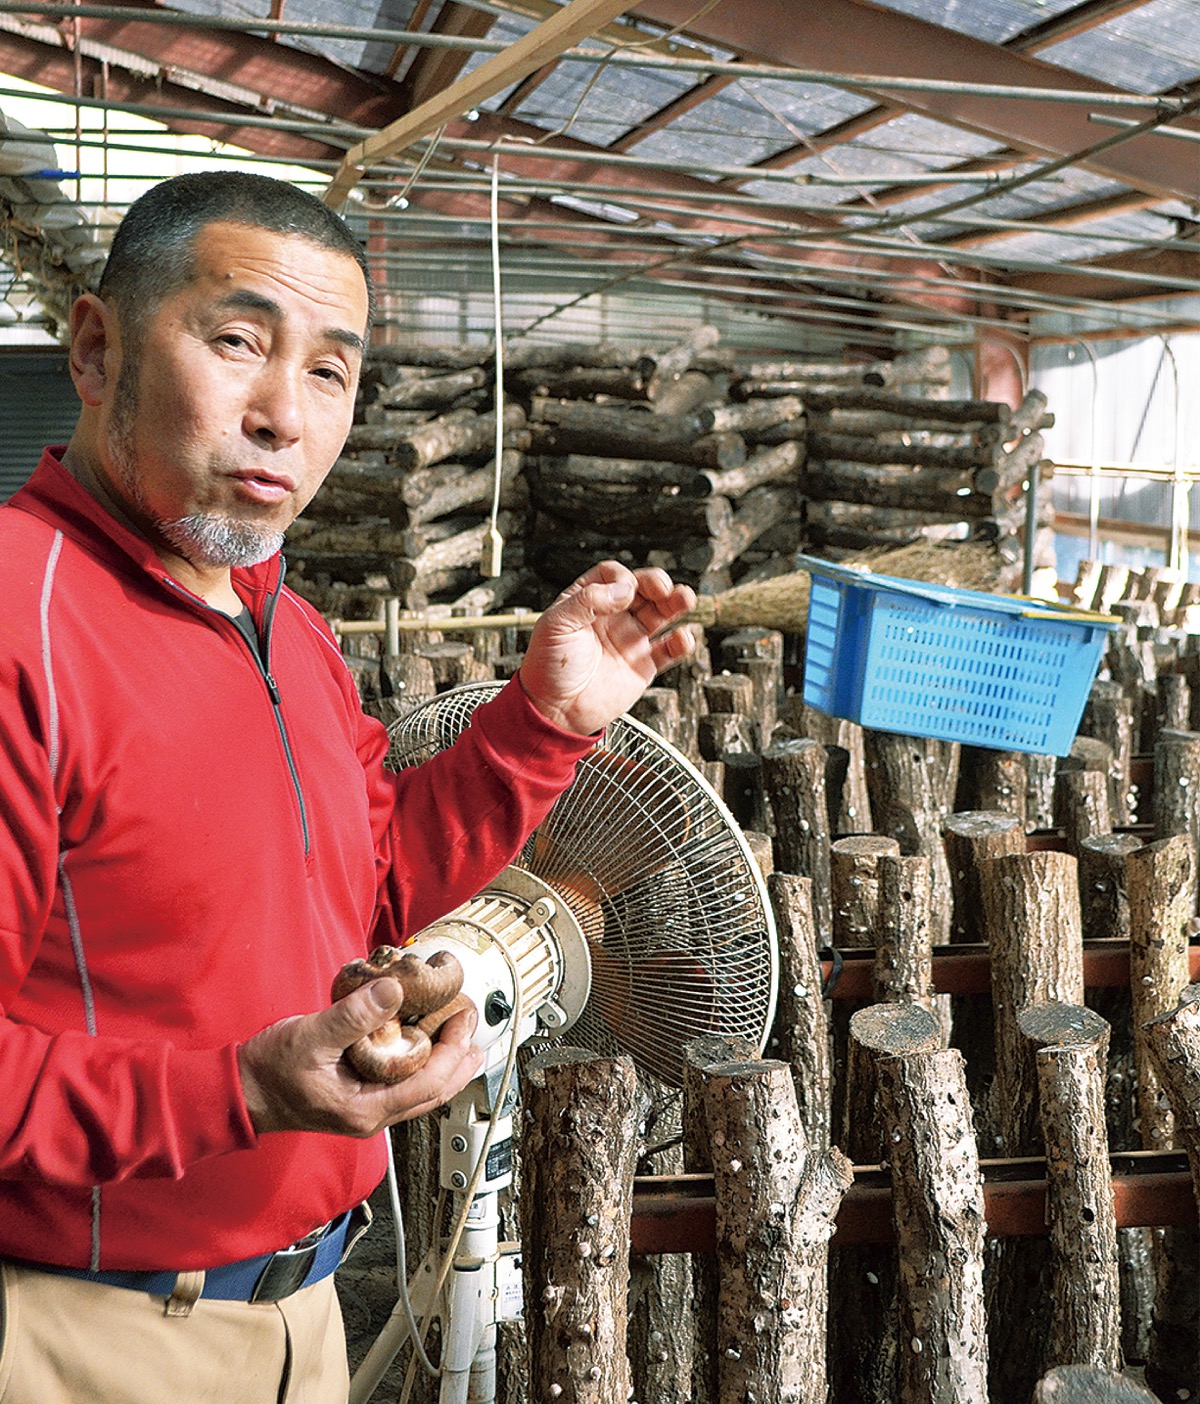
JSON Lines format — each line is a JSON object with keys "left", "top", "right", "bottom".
{"left": 337, "top": 1179, "right": 411, "bottom": 1402}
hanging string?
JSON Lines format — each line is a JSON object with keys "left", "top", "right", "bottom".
{"left": 482, "top": 144, "right": 507, "bottom": 577}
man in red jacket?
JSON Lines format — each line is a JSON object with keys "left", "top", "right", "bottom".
{"left": 0, "top": 171, "right": 695, "bottom": 1402}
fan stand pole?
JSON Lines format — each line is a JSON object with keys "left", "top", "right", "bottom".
{"left": 436, "top": 1186, "right": 505, "bottom": 1404}
{"left": 349, "top": 1084, "right": 521, "bottom": 1404}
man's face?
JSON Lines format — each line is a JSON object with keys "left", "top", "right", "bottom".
{"left": 102, "top": 220, "right": 368, "bottom": 572}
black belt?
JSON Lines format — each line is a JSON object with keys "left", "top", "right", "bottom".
{"left": 25, "top": 1203, "right": 371, "bottom": 1304}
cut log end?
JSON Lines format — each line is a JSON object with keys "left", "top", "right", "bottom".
{"left": 848, "top": 1001, "right": 943, "bottom": 1057}
{"left": 1017, "top": 1000, "right": 1110, "bottom": 1049}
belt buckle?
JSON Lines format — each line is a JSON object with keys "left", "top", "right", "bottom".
{"left": 248, "top": 1230, "right": 325, "bottom": 1304}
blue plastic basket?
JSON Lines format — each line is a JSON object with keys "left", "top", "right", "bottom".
{"left": 798, "top": 555, "right": 1120, "bottom": 756}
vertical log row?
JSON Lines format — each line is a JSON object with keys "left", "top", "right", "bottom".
{"left": 1018, "top": 1002, "right": 1121, "bottom": 1373}
{"left": 980, "top": 849, "right": 1086, "bottom": 1403}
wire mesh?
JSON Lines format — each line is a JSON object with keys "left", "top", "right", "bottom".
{"left": 389, "top": 682, "right": 778, "bottom": 1087}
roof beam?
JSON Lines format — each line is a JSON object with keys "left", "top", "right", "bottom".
{"left": 1006, "top": 0, "right": 1161, "bottom": 53}
{"left": 394, "top": 2, "right": 496, "bottom": 112}
{"left": 1012, "top": 245, "right": 1200, "bottom": 302}
{"left": 610, "top": 70, "right": 740, "bottom": 152}
{"left": 711, "top": 0, "right": 1156, "bottom": 199}
{"left": 496, "top": 61, "right": 559, "bottom": 115}
{"left": 630, "top": 0, "right": 1200, "bottom": 204}
{"left": 815, "top": 0, "right": 1166, "bottom": 218}
{"left": 934, "top": 189, "right": 1165, "bottom": 250}
{"left": 384, "top": 0, "right": 436, "bottom": 80}
{"left": 0, "top": 4, "right": 399, "bottom": 160}
{"left": 323, "top": 0, "right": 646, "bottom": 207}
{"left": 396, "top": 110, "right": 983, "bottom": 323}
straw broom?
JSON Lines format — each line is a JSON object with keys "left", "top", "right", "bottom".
{"left": 332, "top": 540, "right": 1005, "bottom": 637}
{"left": 686, "top": 539, "right": 1003, "bottom": 631}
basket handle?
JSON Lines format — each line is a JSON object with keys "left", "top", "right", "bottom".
{"left": 795, "top": 554, "right": 1118, "bottom": 629}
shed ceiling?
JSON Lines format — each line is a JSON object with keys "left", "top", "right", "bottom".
{"left": 0, "top": 0, "right": 1196, "bottom": 358}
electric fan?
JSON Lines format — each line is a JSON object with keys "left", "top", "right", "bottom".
{"left": 350, "top": 681, "right": 778, "bottom": 1404}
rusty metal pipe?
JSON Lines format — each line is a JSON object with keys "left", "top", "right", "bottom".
{"left": 631, "top": 1152, "right": 1196, "bottom": 1253}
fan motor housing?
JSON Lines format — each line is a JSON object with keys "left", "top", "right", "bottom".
{"left": 402, "top": 867, "right": 591, "bottom": 1071}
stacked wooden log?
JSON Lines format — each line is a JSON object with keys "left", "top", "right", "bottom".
{"left": 800, "top": 380, "right": 1055, "bottom": 571}
{"left": 284, "top": 344, "right": 535, "bottom": 618}
{"left": 284, "top": 332, "right": 1050, "bottom": 620}
{"left": 523, "top": 337, "right": 1014, "bottom": 596}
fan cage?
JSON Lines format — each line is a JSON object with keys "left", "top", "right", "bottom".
{"left": 388, "top": 683, "right": 778, "bottom": 1088}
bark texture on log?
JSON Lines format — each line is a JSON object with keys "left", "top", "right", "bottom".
{"left": 876, "top": 1046, "right": 989, "bottom": 1404}
{"left": 980, "top": 850, "right": 1086, "bottom": 1156}
{"left": 844, "top": 1002, "right": 943, "bottom": 1164}
{"left": 831, "top": 834, "right": 901, "bottom": 949}
{"left": 1080, "top": 680, "right": 1135, "bottom": 827}
{"left": 943, "top": 810, "right": 1026, "bottom": 945}
{"left": 629, "top": 687, "right": 682, "bottom": 749}
{"left": 1032, "top": 1364, "right": 1165, "bottom": 1401}
{"left": 864, "top": 732, "right": 960, "bottom": 945}
{"left": 701, "top": 1057, "right": 853, "bottom": 1404}
{"left": 682, "top": 1034, "right": 761, "bottom": 1404}
{"left": 1019, "top": 1002, "right": 1121, "bottom": 1374}
{"left": 1144, "top": 986, "right": 1200, "bottom": 1219}
{"left": 789, "top": 702, "right": 872, "bottom": 835}
{"left": 528, "top": 397, "right": 742, "bottom": 468}
{"left": 762, "top": 739, "right": 834, "bottom": 940}
{"left": 1078, "top": 833, "right": 1141, "bottom": 943}
{"left": 980, "top": 852, "right": 1087, "bottom": 1402}
{"left": 1127, "top": 835, "right": 1196, "bottom": 1151}
{"left": 1153, "top": 730, "right": 1200, "bottom": 877}
{"left": 955, "top": 748, "right": 1029, "bottom": 824}
{"left": 1141, "top": 990, "right": 1200, "bottom": 1403}
{"left": 766, "top": 873, "right": 833, "bottom": 1151}
{"left": 1055, "top": 769, "right": 1113, "bottom": 857}
{"left": 832, "top": 999, "right": 941, "bottom": 1404}
{"left": 519, "top": 1050, "right": 640, "bottom": 1404}
{"left": 874, "top": 853, "right": 936, "bottom": 1011}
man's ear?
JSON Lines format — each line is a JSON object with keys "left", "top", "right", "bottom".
{"left": 68, "top": 293, "right": 120, "bottom": 406}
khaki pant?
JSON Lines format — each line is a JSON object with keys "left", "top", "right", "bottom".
{"left": 0, "top": 1262, "right": 349, "bottom": 1404}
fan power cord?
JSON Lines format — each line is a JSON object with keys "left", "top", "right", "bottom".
{"left": 819, "top": 945, "right": 844, "bottom": 999}
{"left": 384, "top": 1135, "right": 443, "bottom": 1379}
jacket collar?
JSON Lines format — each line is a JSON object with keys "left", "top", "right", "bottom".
{"left": 8, "top": 447, "right": 285, "bottom": 612}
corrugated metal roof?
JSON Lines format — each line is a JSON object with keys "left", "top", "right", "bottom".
{"left": 870, "top": 0, "right": 1086, "bottom": 45}
{"left": 0, "top": 0, "right": 1193, "bottom": 355}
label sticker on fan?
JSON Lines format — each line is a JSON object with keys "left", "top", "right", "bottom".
{"left": 486, "top": 1138, "right": 513, "bottom": 1182}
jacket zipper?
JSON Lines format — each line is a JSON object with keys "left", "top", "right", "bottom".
{"left": 162, "top": 568, "right": 311, "bottom": 857}
{"left": 256, "top": 565, "right": 311, "bottom": 856}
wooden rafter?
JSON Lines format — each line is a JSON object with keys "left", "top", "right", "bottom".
{"left": 395, "top": 1, "right": 497, "bottom": 112}
{"left": 323, "top": 0, "right": 645, "bottom": 208}
{"left": 385, "top": 0, "right": 437, "bottom": 80}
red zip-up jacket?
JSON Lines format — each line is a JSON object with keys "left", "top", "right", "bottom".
{"left": 0, "top": 449, "right": 593, "bottom": 1271}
